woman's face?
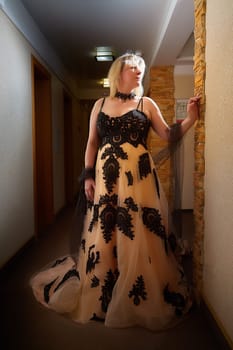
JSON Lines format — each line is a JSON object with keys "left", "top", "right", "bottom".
{"left": 120, "top": 58, "right": 145, "bottom": 88}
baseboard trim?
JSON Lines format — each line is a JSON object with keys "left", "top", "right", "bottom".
{"left": 0, "top": 237, "right": 35, "bottom": 280}
{"left": 200, "top": 295, "right": 233, "bottom": 350}
{"left": 0, "top": 204, "right": 74, "bottom": 280}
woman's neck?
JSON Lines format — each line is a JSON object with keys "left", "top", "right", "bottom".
{"left": 115, "top": 91, "right": 136, "bottom": 101}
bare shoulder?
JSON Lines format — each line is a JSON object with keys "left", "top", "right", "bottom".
{"left": 141, "top": 96, "right": 161, "bottom": 121}
{"left": 92, "top": 97, "right": 105, "bottom": 111}
{"left": 89, "top": 97, "right": 106, "bottom": 120}
{"left": 142, "top": 96, "right": 159, "bottom": 108}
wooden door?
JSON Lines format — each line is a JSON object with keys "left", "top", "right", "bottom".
{"left": 63, "top": 91, "right": 73, "bottom": 204}
{"left": 32, "top": 56, "right": 54, "bottom": 235}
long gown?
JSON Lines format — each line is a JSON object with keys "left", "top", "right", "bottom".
{"left": 30, "top": 98, "right": 192, "bottom": 331}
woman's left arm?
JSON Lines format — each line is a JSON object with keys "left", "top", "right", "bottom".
{"left": 145, "top": 96, "right": 200, "bottom": 141}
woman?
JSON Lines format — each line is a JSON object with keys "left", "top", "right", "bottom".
{"left": 31, "top": 53, "right": 200, "bottom": 331}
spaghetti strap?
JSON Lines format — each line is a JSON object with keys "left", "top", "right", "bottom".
{"left": 136, "top": 97, "right": 143, "bottom": 111}
{"left": 99, "top": 97, "right": 106, "bottom": 112}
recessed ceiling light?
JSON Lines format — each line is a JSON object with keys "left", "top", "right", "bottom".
{"left": 103, "top": 78, "right": 110, "bottom": 87}
{"left": 95, "top": 46, "right": 115, "bottom": 62}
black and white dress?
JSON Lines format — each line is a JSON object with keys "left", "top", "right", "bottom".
{"left": 31, "top": 98, "right": 192, "bottom": 331}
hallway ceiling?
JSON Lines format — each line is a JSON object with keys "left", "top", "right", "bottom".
{"left": 20, "top": 0, "right": 194, "bottom": 90}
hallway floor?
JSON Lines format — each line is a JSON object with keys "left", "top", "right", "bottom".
{"left": 0, "top": 207, "right": 225, "bottom": 350}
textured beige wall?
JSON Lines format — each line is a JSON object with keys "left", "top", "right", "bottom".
{"left": 0, "top": 10, "right": 80, "bottom": 267}
{"left": 174, "top": 75, "right": 194, "bottom": 99}
{"left": 204, "top": 0, "right": 233, "bottom": 343}
{"left": 0, "top": 10, "right": 34, "bottom": 266}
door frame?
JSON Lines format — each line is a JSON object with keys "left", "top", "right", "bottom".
{"left": 63, "top": 90, "right": 74, "bottom": 204}
{"left": 31, "top": 56, "right": 54, "bottom": 236}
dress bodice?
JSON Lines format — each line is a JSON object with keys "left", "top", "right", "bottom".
{"left": 97, "top": 110, "right": 151, "bottom": 149}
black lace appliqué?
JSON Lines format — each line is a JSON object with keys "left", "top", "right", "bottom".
{"left": 124, "top": 197, "right": 138, "bottom": 212}
{"left": 99, "top": 269, "right": 119, "bottom": 313}
{"left": 117, "top": 207, "right": 134, "bottom": 240}
{"left": 81, "top": 239, "right": 86, "bottom": 252}
{"left": 128, "top": 275, "right": 147, "bottom": 305}
{"left": 116, "top": 197, "right": 138, "bottom": 240}
{"left": 97, "top": 111, "right": 151, "bottom": 149}
{"left": 101, "top": 145, "right": 128, "bottom": 160}
{"left": 44, "top": 278, "right": 58, "bottom": 303}
{"left": 125, "top": 171, "right": 133, "bottom": 186}
{"left": 99, "top": 193, "right": 118, "bottom": 206}
{"left": 88, "top": 204, "right": 99, "bottom": 232}
{"left": 102, "top": 155, "right": 120, "bottom": 193}
{"left": 86, "top": 245, "right": 100, "bottom": 274}
{"left": 100, "top": 204, "right": 117, "bottom": 243}
{"left": 91, "top": 275, "right": 100, "bottom": 288}
{"left": 98, "top": 196, "right": 138, "bottom": 242}
{"left": 138, "top": 153, "right": 151, "bottom": 179}
{"left": 44, "top": 268, "right": 80, "bottom": 303}
{"left": 142, "top": 207, "right": 168, "bottom": 253}
{"left": 54, "top": 269, "right": 80, "bottom": 293}
{"left": 163, "top": 284, "right": 186, "bottom": 316}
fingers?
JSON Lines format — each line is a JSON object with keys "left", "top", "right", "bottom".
{"left": 85, "top": 189, "right": 94, "bottom": 202}
{"left": 186, "top": 96, "right": 201, "bottom": 121}
{"left": 84, "top": 178, "right": 95, "bottom": 202}
{"left": 188, "top": 96, "right": 201, "bottom": 104}
{"left": 85, "top": 185, "right": 95, "bottom": 202}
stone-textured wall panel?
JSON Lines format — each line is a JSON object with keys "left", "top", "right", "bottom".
{"left": 193, "top": 0, "right": 206, "bottom": 298}
{"left": 149, "top": 66, "right": 175, "bottom": 206}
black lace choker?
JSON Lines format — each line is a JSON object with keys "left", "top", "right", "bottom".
{"left": 115, "top": 91, "right": 136, "bottom": 101}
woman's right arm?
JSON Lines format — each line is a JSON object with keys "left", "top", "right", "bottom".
{"left": 84, "top": 99, "right": 102, "bottom": 201}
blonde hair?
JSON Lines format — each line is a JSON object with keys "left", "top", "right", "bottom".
{"left": 107, "top": 53, "right": 146, "bottom": 98}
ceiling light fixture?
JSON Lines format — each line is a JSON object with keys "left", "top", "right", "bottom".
{"left": 95, "top": 46, "right": 115, "bottom": 62}
{"left": 103, "top": 78, "right": 110, "bottom": 88}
